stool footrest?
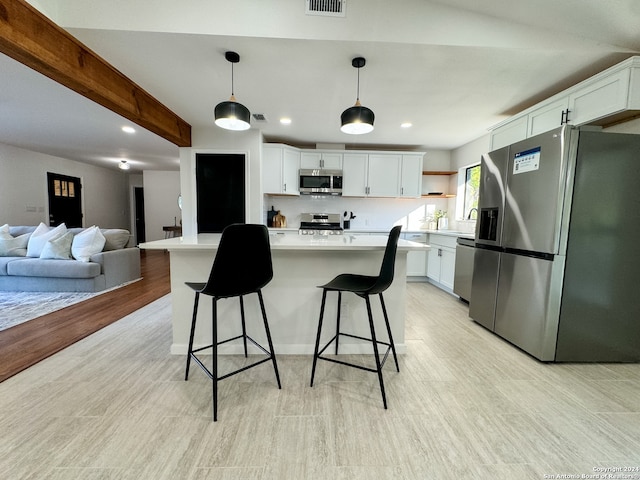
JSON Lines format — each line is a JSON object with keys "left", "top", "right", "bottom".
{"left": 190, "top": 334, "right": 275, "bottom": 381}
{"left": 315, "top": 332, "right": 392, "bottom": 372}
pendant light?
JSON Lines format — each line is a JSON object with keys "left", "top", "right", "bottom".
{"left": 340, "top": 57, "right": 374, "bottom": 135}
{"left": 214, "top": 51, "right": 251, "bottom": 131}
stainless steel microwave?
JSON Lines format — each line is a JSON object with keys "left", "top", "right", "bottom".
{"left": 299, "top": 169, "right": 343, "bottom": 195}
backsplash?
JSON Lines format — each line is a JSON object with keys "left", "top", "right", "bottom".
{"left": 264, "top": 195, "right": 457, "bottom": 231}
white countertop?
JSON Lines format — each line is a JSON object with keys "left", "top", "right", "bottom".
{"left": 140, "top": 233, "right": 428, "bottom": 252}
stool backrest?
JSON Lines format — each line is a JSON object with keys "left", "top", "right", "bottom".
{"left": 369, "top": 225, "right": 402, "bottom": 294}
{"left": 202, "top": 224, "right": 273, "bottom": 297}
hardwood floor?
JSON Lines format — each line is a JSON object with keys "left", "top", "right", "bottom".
{"left": 0, "top": 250, "right": 170, "bottom": 382}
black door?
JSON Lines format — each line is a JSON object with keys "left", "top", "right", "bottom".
{"left": 134, "top": 186, "right": 146, "bottom": 244}
{"left": 196, "top": 153, "right": 246, "bottom": 233}
{"left": 47, "top": 172, "right": 83, "bottom": 227}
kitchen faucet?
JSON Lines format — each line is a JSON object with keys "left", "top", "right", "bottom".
{"left": 467, "top": 208, "right": 478, "bottom": 220}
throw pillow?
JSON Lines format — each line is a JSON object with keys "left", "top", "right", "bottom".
{"left": 0, "top": 233, "right": 30, "bottom": 257}
{"left": 40, "top": 231, "right": 74, "bottom": 260}
{"left": 102, "top": 229, "right": 131, "bottom": 251}
{"left": 71, "top": 226, "right": 106, "bottom": 262}
{"left": 26, "top": 222, "right": 67, "bottom": 257}
{"left": 0, "top": 224, "right": 9, "bottom": 236}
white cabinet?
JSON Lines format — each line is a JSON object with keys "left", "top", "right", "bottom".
{"left": 426, "top": 234, "right": 456, "bottom": 291}
{"left": 262, "top": 144, "right": 300, "bottom": 195}
{"left": 567, "top": 68, "right": 631, "bottom": 125}
{"left": 300, "top": 151, "right": 343, "bottom": 169}
{"left": 342, "top": 153, "right": 421, "bottom": 198}
{"left": 399, "top": 154, "right": 423, "bottom": 198}
{"left": 403, "top": 232, "right": 428, "bottom": 277}
{"left": 490, "top": 115, "right": 528, "bottom": 150}
{"left": 342, "top": 153, "right": 369, "bottom": 196}
{"left": 527, "top": 97, "right": 569, "bottom": 137}
{"left": 342, "top": 153, "right": 401, "bottom": 197}
{"left": 490, "top": 57, "right": 640, "bottom": 149}
{"left": 367, "top": 154, "right": 401, "bottom": 197}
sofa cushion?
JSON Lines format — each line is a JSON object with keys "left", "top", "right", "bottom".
{"left": 9, "top": 226, "right": 36, "bottom": 237}
{"left": 72, "top": 226, "right": 105, "bottom": 262}
{"left": 102, "top": 229, "right": 130, "bottom": 250}
{"left": 40, "top": 231, "right": 74, "bottom": 260}
{"left": 27, "top": 223, "right": 67, "bottom": 258}
{"left": 0, "top": 233, "right": 30, "bottom": 257}
{"left": 6, "top": 258, "right": 101, "bottom": 278}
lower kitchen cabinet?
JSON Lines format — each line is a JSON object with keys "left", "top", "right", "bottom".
{"left": 403, "top": 232, "right": 428, "bottom": 277}
{"left": 426, "top": 233, "right": 456, "bottom": 291}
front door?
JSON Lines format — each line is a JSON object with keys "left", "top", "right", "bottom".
{"left": 47, "top": 172, "right": 83, "bottom": 227}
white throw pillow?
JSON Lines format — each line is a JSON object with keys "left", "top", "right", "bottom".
{"left": 71, "top": 226, "right": 106, "bottom": 262}
{"left": 40, "top": 231, "right": 74, "bottom": 260}
{"left": 0, "top": 233, "right": 30, "bottom": 257}
{"left": 26, "top": 222, "right": 67, "bottom": 257}
{"left": 0, "top": 224, "right": 9, "bottom": 236}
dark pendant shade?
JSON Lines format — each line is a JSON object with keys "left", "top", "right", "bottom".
{"left": 340, "top": 104, "right": 375, "bottom": 134}
{"left": 214, "top": 99, "right": 251, "bottom": 131}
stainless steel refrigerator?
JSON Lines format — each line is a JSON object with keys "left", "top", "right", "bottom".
{"left": 469, "top": 125, "right": 640, "bottom": 362}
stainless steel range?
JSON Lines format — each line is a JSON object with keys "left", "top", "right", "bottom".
{"left": 299, "top": 213, "right": 343, "bottom": 235}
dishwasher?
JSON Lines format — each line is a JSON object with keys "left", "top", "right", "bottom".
{"left": 453, "top": 236, "right": 475, "bottom": 302}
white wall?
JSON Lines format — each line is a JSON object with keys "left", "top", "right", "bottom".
{"left": 142, "top": 170, "right": 181, "bottom": 242}
{"left": 0, "top": 141, "right": 130, "bottom": 228}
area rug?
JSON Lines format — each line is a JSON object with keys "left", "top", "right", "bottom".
{"left": 0, "top": 291, "right": 98, "bottom": 332}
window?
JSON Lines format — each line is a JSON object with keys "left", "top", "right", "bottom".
{"left": 463, "top": 164, "right": 480, "bottom": 220}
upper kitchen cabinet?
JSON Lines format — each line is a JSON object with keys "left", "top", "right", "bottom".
{"left": 300, "top": 151, "right": 343, "bottom": 169}
{"left": 343, "top": 152, "right": 423, "bottom": 198}
{"left": 262, "top": 144, "right": 300, "bottom": 195}
{"left": 490, "top": 56, "right": 640, "bottom": 150}
{"left": 399, "top": 154, "right": 423, "bottom": 198}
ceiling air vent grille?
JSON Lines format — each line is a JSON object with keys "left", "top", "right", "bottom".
{"left": 252, "top": 113, "right": 268, "bottom": 122}
{"left": 306, "top": 0, "right": 346, "bottom": 17}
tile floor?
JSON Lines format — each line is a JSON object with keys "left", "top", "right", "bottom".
{"left": 1, "top": 283, "right": 639, "bottom": 479}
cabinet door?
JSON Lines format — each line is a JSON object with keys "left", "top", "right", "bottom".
{"left": 439, "top": 247, "right": 456, "bottom": 290}
{"left": 367, "top": 154, "right": 401, "bottom": 197}
{"left": 342, "top": 153, "right": 368, "bottom": 196}
{"left": 321, "top": 153, "right": 343, "bottom": 169}
{"left": 262, "top": 146, "right": 283, "bottom": 194}
{"left": 527, "top": 97, "right": 569, "bottom": 137}
{"left": 568, "top": 69, "right": 631, "bottom": 125}
{"left": 426, "top": 247, "right": 441, "bottom": 281}
{"left": 490, "top": 115, "right": 528, "bottom": 150}
{"left": 300, "top": 152, "right": 343, "bottom": 169}
{"left": 404, "top": 233, "right": 427, "bottom": 276}
{"left": 400, "top": 155, "right": 422, "bottom": 198}
{"left": 282, "top": 148, "right": 300, "bottom": 195}
{"left": 300, "top": 152, "right": 322, "bottom": 169}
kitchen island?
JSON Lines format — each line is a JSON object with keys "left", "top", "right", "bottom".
{"left": 140, "top": 232, "right": 428, "bottom": 355}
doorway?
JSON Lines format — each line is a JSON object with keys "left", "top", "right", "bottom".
{"left": 195, "top": 153, "right": 246, "bottom": 233}
{"left": 47, "top": 172, "right": 83, "bottom": 227}
{"left": 134, "top": 186, "right": 146, "bottom": 244}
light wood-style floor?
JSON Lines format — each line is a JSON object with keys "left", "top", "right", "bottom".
{"left": 1, "top": 280, "right": 640, "bottom": 479}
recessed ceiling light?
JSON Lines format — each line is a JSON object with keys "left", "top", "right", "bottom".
{"left": 122, "top": 126, "right": 136, "bottom": 134}
{"left": 280, "top": 118, "right": 292, "bottom": 125}
{"left": 401, "top": 122, "right": 413, "bottom": 128}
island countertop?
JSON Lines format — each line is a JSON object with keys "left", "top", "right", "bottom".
{"left": 140, "top": 232, "right": 429, "bottom": 252}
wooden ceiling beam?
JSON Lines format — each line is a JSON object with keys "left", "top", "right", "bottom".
{"left": 0, "top": 0, "right": 191, "bottom": 147}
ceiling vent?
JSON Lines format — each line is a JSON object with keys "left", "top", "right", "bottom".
{"left": 252, "top": 113, "right": 268, "bottom": 122}
{"left": 306, "top": 0, "right": 346, "bottom": 17}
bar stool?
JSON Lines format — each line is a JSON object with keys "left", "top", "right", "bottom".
{"left": 310, "top": 225, "right": 401, "bottom": 409}
{"left": 184, "top": 223, "right": 281, "bottom": 421}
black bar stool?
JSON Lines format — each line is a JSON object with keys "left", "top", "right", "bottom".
{"left": 184, "top": 223, "right": 281, "bottom": 421}
{"left": 310, "top": 225, "right": 401, "bottom": 408}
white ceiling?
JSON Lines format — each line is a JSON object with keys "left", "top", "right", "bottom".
{"left": 1, "top": 0, "right": 639, "bottom": 172}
